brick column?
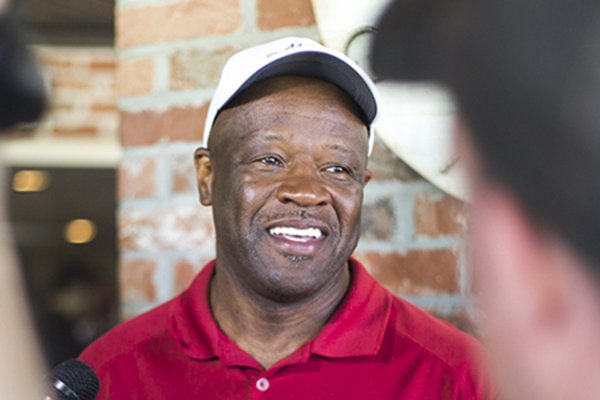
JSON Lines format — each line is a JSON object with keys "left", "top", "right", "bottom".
{"left": 116, "top": 0, "right": 471, "bottom": 331}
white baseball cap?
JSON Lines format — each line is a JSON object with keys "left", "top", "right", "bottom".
{"left": 202, "top": 37, "right": 380, "bottom": 154}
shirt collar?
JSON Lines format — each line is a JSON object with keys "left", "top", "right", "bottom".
{"left": 169, "top": 260, "right": 221, "bottom": 361}
{"left": 170, "top": 258, "right": 392, "bottom": 364}
{"left": 311, "top": 258, "right": 392, "bottom": 358}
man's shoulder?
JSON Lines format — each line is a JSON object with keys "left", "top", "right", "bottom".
{"left": 385, "top": 295, "right": 491, "bottom": 396}
{"left": 389, "top": 295, "right": 479, "bottom": 360}
{"left": 79, "top": 298, "right": 177, "bottom": 371}
{"left": 351, "top": 258, "right": 484, "bottom": 368}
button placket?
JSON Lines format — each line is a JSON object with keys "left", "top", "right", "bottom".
{"left": 256, "top": 377, "right": 270, "bottom": 392}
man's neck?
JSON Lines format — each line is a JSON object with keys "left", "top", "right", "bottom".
{"left": 209, "top": 262, "right": 351, "bottom": 370}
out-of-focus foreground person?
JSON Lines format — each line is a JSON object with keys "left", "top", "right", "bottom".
{"left": 372, "top": 0, "right": 600, "bottom": 399}
{"left": 0, "top": 0, "right": 47, "bottom": 398}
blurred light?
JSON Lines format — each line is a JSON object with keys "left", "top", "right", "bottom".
{"left": 64, "top": 219, "right": 97, "bottom": 244}
{"left": 12, "top": 170, "right": 51, "bottom": 192}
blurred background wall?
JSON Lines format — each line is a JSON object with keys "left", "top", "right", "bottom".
{"left": 3, "top": 0, "right": 120, "bottom": 366}
{"left": 5, "top": 0, "right": 472, "bottom": 366}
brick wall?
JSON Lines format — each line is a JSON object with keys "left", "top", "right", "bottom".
{"left": 116, "top": 0, "right": 471, "bottom": 331}
{"left": 31, "top": 46, "right": 118, "bottom": 139}
{"left": 354, "top": 146, "right": 470, "bottom": 330}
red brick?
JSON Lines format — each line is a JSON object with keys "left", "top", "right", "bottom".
{"left": 361, "top": 198, "right": 396, "bottom": 241}
{"left": 36, "top": 53, "right": 75, "bottom": 69}
{"left": 116, "top": 0, "right": 243, "bottom": 48}
{"left": 168, "top": 104, "right": 209, "bottom": 141}
{"left": 174, "top": 257, "right": 212, "bottom": 294}
{"left": 257, "top": 0, "right": 316, "bottom": 31}
{"left": 119, "top": 259, "right": 157, "bottom": 302}
{"left": 51, "top": 100, "right": 75, "bottom": 112}
{"left": 36, "top": 50, "right": 82, "bottom": 69}
{"left": 354, "top": 250, "right": 459, "bottom": 295}
{"left": 170, "top": 45, "right": 236, "bottom": 90}
{"left": 174, "top": 259, "right": 197, "bottom": 295}
{"left": 120, "top": 105, "right": 208, "bottom": 147}
{"left": 117, "top": 58, "right": 154, "bottom": 97}
{"left": 91, "top": 103, "right": 118, "bottom": 113}
{"left": 170, "top": 151, "right": 197, "bottom": 194}
{"left": 414, "top": 193, "right": 467, "bottom": 237}
{"left": 31, "top": 47, "right": 118, "bottom": 141}
{"left": 118, "top": 156, "right": 156, "bottom": 199}
{"left": 51, "top": 78, "right": 90, "bottom": 90}
{"left": 119, "top": 205, "right": 215, "bottom": 251}
{"left": 53, "top": 124, "right": 99, "bottom": 137}
{"left": 43, "top": 60, "right": 90, "bottom": 81}
{"left": 90, "top": 60, "right": 117, "bottom": 71}
{"left": 37, "top": 48, "right": 115, "bottom": 69}
{"left": 120, "top": 110, "right": 163, "bottom": 146}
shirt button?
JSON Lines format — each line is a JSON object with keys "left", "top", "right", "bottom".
{"left": 256, "top": 377, "right": 270, "bottom": 392}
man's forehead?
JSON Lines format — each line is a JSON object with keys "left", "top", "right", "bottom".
{"left": 209, "top": 77, "right": 369, "bottom": 154}
{"left": 225, "top": 76, "right": 364, "bottom": 116}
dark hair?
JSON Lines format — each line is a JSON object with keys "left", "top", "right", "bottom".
{"left": 371, "top": 0, "right": 600, "bottom": 268}
{"left": 0, "top": 1, "right": 46, "bottom": 129}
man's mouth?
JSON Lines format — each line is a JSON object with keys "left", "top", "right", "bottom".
{"left": 263, "top": 215, "right": 331, "bottom": 257}
{"left": 268, "top": 226, "right": 323, "bottom": 242}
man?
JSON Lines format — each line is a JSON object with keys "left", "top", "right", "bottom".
{"left": 0, "top": 0, "right": 47, "bottom": 397}
{"left": 81, "top": 37, "right": 491, "bottom": 399}
{"left": 372, "top": 1, "right": 600, "bottom": 399}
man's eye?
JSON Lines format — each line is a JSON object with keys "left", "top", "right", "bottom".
{"left": 325, "top": 165, "right": 350, "bottom": 174}
{"left": 258, "top": 156, "right": 282, "bottom": 166}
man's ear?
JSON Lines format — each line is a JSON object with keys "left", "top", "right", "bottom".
{"left": 194, "top": 147, "right": 213, "bottom": 206}
{"left": 363, "top": 169, "right": 372, "bottom": 186}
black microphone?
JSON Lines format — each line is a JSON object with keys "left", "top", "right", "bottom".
{"left": 44, "top": 359, "right": 100, "bottom": 400}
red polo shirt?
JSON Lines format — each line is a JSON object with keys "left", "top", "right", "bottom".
{"left": 80, "top": 259, "right": 492, "bottom": 399}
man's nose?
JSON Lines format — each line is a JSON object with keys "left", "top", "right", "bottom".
{"left": 275, "top": 165, "right": 331, "bottom": 207}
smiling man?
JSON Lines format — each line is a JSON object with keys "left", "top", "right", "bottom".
{"left": 80, "top": 37, "right": 491, "bottom": 399}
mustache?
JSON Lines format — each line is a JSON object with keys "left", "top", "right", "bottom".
{"left": 265, "top": 210, "right": 322, "bottom": 220}
{"left": 254, "top": 206, "right": 337, "bottom": 229}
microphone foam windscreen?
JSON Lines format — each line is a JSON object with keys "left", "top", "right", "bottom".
{"left": 50, "top": 359, "right": 100, "bottom": 400}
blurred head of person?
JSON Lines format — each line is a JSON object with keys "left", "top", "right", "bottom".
{"left": 0, "top": 1, "right": 47, "bottom": 398}
{"left": 0, "top": 0, "right": 46, "bottom": 130}
{"left": 372, "top": 0, "right": 600, "bottom": 398}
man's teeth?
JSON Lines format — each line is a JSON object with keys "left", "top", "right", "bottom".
{"left": 269, "top": 226, "right": 323, "bottom": 240}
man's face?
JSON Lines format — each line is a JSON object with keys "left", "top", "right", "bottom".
{"left": 197, "top": 76, "right": 371, "bottom": 302}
